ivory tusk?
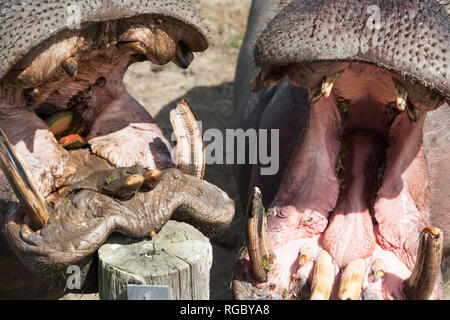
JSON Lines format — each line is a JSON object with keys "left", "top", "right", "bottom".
{"left": 170, "top": 99, "right": 205, "bottom": 179}
{"left": 403, "top": 227, "right": 443, "bottom": 300}
{"left": 0, "top": 129, "right": 49, "bottom": 230}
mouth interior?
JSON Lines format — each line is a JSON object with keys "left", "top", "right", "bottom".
{"left": 0, "top": 17, "right": 204, "bottom": 201}
{"left": 250, "top": 62, "right": 442, "bottom": 299}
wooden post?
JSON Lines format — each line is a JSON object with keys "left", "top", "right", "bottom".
{"left": 98, "top": 221, "right": 212, "bottom": 300}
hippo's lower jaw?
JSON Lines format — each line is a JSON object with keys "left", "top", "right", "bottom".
{"left": 233, "top": 61, "right": 448, "bottom": 300}
{"left": 1, "top": 146, "right": 233, "bottom": 289}
{"left": 0, "top": 12, "right": 234, "bottom": 291}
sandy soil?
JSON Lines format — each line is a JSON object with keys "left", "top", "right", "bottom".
{"left": 123, "top": 0, "right": 252, "bottom": 299}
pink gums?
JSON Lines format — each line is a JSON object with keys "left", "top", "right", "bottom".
{"left": 257, "top": 86, "right": 434, "bottom": 299}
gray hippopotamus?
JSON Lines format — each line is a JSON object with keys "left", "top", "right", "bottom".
{"left": 0, "top": 0, "right": 234, "bottom": 298}
{"left": 232, "top": 0, "right": 449, "bottom": 300}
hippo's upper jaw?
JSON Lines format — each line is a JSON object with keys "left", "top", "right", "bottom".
{"left": 0, "top": 1, "right": 234, "bottom": 293}
{"left": 234, "top": 0, "right": 448, "bottom": 300}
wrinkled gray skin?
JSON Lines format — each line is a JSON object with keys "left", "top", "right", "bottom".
{"left": 0, "top": 0, "right": 208, "bottom": 81}
{"left": 0, "top": 0, "right": 235, "bottom": 299}
{"left": 3, "top": 151, "right": 233, "bottom": 290}
{"left": 233, "top": 0, "right": 449, "bottom": 299}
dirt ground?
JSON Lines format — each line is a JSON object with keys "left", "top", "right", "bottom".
{"left": 123, "top": 0, "right": 252, "bottom": 300}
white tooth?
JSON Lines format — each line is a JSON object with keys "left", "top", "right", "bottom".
{"left": 393, "top": 79, "right": 408, "bottom": 111}
{"left": 298, "top": 247, "right": 314, "bottom": 266}
{"left": 0, "top": 129, "right": 49, "bottom": 230}
{"left": 396, "top": 95, "right": 407, "bottom": 111}
{"left": 246, "top": 187, "right": 268, "bottom": 282}
{"left": 169, "top": 99, "right": 205, "bottom": 179}
{"left": 321, "top": 70, "right": 344, "bottom": 98}
{"left": 372, "top": 258, "right": 385, "bottom": 279}
{"left": 310, "top": 250, "right": 336, "bottom": 300}
{"left": 338, "top": 259, "right": 366, "bottom": 300}
{"left": 403, "top": 227, "right": 443, "bottom": 300}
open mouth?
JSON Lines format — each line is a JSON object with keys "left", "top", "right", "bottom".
{"left": 233, "top": 0, "right": 449, "bottom": 300}
{"left": 0, "top": 12, "right": 234, "bottom": 290}
{"left": 233, "top": 60, "right": 448, "bottom": 300}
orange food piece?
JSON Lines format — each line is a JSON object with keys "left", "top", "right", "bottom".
{"left": 58, "top": 134, "right": 88, "bottom": 150}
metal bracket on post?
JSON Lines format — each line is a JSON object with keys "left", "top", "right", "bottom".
{"left": 127, "top": 284, "right": 170, "bottom": 300}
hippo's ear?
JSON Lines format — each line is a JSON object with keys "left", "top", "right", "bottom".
{"left": 0, "top": 129, "right": 49, "bottom": 230}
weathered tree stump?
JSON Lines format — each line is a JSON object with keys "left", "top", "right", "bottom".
{"left": 98, "top": 220, "right": 212, "bottom": 300}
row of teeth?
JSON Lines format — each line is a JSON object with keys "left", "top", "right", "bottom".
{"left": 246, "top": 187, "right": 443, "bottom": 300}
{"left": 23, "top": 40, "right": 192, "bottom": 105}
{"left": 308, "top": 71, "right": 420, "bottom": 123}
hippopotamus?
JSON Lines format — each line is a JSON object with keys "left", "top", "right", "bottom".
{"left": 232, "top": 0, "right": 449, "bottom": 300}
{"left": 0, "top": 0, "right": 234, "bottom": 298}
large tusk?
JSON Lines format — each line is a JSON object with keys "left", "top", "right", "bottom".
{"left": 259, "top": 200, "right": 274, "bottom": 264}
{"left": 403, "top": 227, "right": 443, "bottom": 300}
{"left": 170, "top": 99, "right": 205, "bottom": 179}
{"left": 246, "top": 187, "right": 269, "bottom": 282}
{"left": 0, "top": 129, "right": 49, "bottom": 230}
{"left": 310, "top": 250, "right": 337, "bottom": 300}
{"left": 338, "top": 259, "right": 366, "bottom": 300}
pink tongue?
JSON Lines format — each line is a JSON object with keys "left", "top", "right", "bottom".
{"left": 323, "top": 131, "right": 386, "bottom": 268}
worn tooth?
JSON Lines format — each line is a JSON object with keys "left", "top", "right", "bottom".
{"left": 0, "top": 129, "right": 49, "bottom": 230}
{"left": 117, "top": 41, "right": 147, "bottom": 55}
{"left": 338, "top": 259, "right": 366, "bottom": 300}
{"left": 372, "top": 259, "right": 385, "bottom": 279}
{"left": 102, "top": 174, "right": 145, "bottom": 199}
{"left": 393, "top": 78, "right": 408, "bottom": 111}
{"left": 169, "top": 99, "right": 205, "bottom": 179}
{"left": 125, "top": 174, "right": 145, "bottom": 188}
{"left": 62, "top": 57, "right": 78, "bottom": 77}
{"left": 172, "top": 41, "right": 194, "bottom": 69}
{"left": 403, "top": 227, "right": 443, "bottom": 300}
{"left": 298, "top": 247, "right": 314, "bottom": 266}
{"left": 246, "top": 187, "right": 269, "bottom": 282}
{"left": 321, "top": 70, "right": 344, "bottom": 98}
{"left": 310, "top": 250, "right": 337, "bottom": 300}
{"left": 142, "top": 169, "right": 163, "bottom": 189}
